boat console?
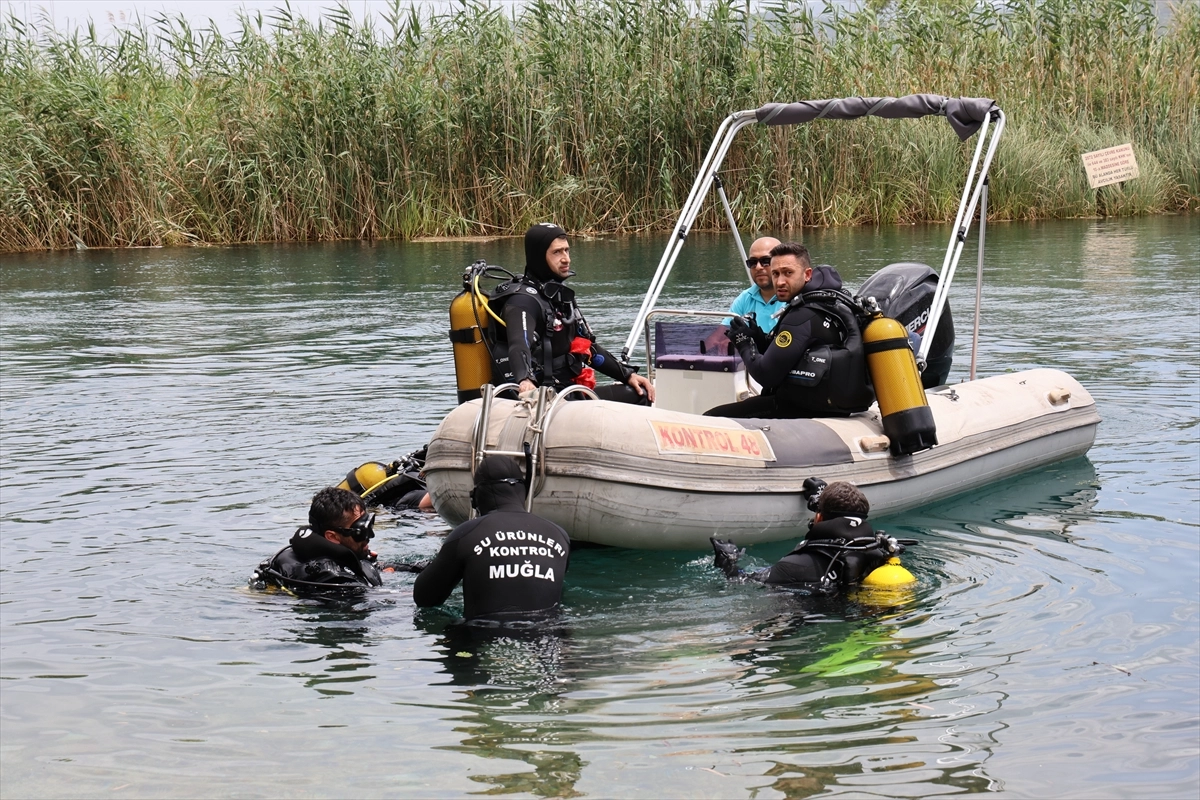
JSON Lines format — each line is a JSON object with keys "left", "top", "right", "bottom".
{"left": 646, "top": 315, "right": 753, "bottom": 415}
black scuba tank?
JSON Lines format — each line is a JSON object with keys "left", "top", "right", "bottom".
{"left": 857, "top": 263, "right": 954, "bottom": 388}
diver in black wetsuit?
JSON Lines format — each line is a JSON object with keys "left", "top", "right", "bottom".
{"left": 413, "top": 456, "right": 570, "bottom": 620}
{"left": 251, "top": 487, "right": 383, "bottom": 593}
{"left": 705, "top": 241, "right": 873, "bottom": 419}
{"left": 490, "top": 223, "right": 654, "bottom": 404}
{"left": 711, "top": 480, "right": 899, "bottom": 594}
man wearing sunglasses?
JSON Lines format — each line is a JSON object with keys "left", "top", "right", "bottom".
{"left": 726, "top": 236, "right": 783, "bottom": 339}
{"left": 705, "top": 242, "right": 874, "bottom": 419}
{"left": 490, "top": 223, "right": 655, "bottom": 404}
{"left": 252, "top": 487, "right": 383, "bottom": 593}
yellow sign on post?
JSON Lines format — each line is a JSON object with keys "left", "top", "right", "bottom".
{"left": 1081, "top": 144, "right": 1140, "bottom": 189}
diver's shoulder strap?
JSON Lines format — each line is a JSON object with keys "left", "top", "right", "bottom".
{"left": 486, "top": 278, "right": 520, "bottom": 306}
{"left": 792, "top": 289, "right": 868, "bottom": 340}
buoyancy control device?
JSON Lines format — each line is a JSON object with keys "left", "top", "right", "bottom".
{"left": 784, "top": 274, "right": 937, "bottom": 454}
{"left": 857, "top": 262, "right": 954, "bottom": 388}
{"left": 781, "top": 287, "right": 876, "bottom": 414}
{"left": 861, "top": 297, "right": 938, "bottom": 456}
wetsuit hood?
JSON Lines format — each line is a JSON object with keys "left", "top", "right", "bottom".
{"left": 802, "top": 265, "right": 844, "bottom": 293}
{"left": 473, "top": 456, "right": 527, "bottom": 514}
{"left": 804, "top": 514, "right": 871, "bottom": 541}
{"left": 524, "top": 223, "right": 569, "bottom": 283}
{"left": 289, "top": 527, "right": 373, "bottom": 582}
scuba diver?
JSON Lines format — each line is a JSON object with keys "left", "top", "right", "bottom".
{"left": 413, "top": 455, "right": 570, "bottom": 621}
{"left": 251, "top": 487, "right": 383, "bottom": 594}
{"left": 489, "top": 223, "right": 655, "bottom": 404}
{"left": 704, "top": 241, "right": 874, "bottom": 419}
{"left": 711, "top": 479, "right": 904, "bottom": 594}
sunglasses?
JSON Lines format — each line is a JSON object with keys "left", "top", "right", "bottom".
{"left": 745, "top": 256, "right": 772, "bottom": 268}
{"left": 331, "top": 511, "right": 375, "bottom": 542}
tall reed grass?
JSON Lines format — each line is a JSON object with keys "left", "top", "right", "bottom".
{"left": 2, "top": 0, "right": 1196, "bottom": 250}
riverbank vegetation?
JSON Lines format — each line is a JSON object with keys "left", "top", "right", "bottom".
{"left": 2, "top": 0, "right": 1196, "bottom": 250}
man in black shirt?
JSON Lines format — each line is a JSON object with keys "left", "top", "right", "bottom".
{"left": 492, "top": 223, "right": 654, "bottom": 404}
{"left": 413, "top": 456, "right": 570, "bottom": 620}
{"left": 705, "top": 241, "right": 872, "bottom": 419}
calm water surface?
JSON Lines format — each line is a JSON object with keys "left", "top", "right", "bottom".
{"left": 1, "top": 217, "right": 1197, "bottom": 798}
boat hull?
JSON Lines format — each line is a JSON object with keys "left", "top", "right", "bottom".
{"left": 425, "top": 368, "right": 1099, "bottom": 549}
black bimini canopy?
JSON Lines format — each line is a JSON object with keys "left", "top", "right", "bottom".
{"left": 756, "top": 94, "right": 998, "bottom": 141}
{"left": 622, "top": 92, "right": 1007, "bottom": 360}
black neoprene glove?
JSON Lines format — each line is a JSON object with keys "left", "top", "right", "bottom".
{"left": 382, "top": 559, "right": 431, "bottom": 574}
{"left": 711, "top": 537, "right": 745, "bottom": 578}
{"left": 727, "top": 315, "right": 755, "bottom": 353}
{"left": 801, "top": 477, "right": 827, "bottom": 513}
{"left": 748, "top": 317, "right": 771, "bottom": 353}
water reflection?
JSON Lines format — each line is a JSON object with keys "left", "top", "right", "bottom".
{"left": 260, "top": 600, "right": 381, "bottom": 696}
{"left": 724, "top": 607, "right": 1007, "bottom": 794}
{"left": 1, "top": 217, "right": 1195, "bottom": 798}
{"left": 417, "top": 612, "right": 584, "bottom": 798}
{"left": 877, "top": 457, "right": 1099, "bottom": 546}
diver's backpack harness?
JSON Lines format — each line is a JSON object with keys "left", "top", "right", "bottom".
{"left": 784, "top": 531, "right": 905, "bottom": 594}
{"left": 466, "top": 266, "right": 608, "bottom": 392}
{"left": 485, "top": 273, "right": 558, "bottom": 388}
{"left": 775, "top": 285, "right": 937, "bottom": 455}
{"left": 776, "top": 287, "right": 876, "bottom": 414}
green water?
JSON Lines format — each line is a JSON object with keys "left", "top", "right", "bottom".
{"left": 1, "top": 216, "right": 1197, "bottom": 798}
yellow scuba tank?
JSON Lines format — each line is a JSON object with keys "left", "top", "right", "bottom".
{"left": 861, "top": 301, "right": 938, "bottom": 456}
{"left": 862, "top": 556, "right": 916, "bottom": 587}
{"left": 338, "top": 462, "right": 392, "bottom": 496}
{"left": 449, "top": 262, "right": 496, "bottom": 404}
{"left": 856, "top": 556, "right": 918, "bottom": 606}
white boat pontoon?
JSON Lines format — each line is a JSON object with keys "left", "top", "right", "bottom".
{"left": 425, "top": 94, "right": 1100, "bottom": 549}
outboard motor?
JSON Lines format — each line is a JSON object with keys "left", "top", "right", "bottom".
{"left": 857, "top": 263, "right": 954, "bottom": 388}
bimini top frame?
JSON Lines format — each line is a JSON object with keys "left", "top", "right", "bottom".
{"left": 620, "top": 93, "right": 1005, "bottom": 369}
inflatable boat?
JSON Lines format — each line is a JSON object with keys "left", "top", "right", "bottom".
{"left": 425, "top": 368, "right": 1097, "bottom": 549}
{"left": 425, "top": 94, "right": 1100, "bottom": 549}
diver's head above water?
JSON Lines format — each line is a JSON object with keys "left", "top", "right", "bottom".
{"left": 524, "top": 222, "right": 572, "bottom": 283}
{"left": 470, "top": 455, "right": 527, "bottom": 514}
{"left": 308, "top": 486, "right": 373, "bottom": 557}
{"left": 816, "top": 480, "right": 869, "bottom": 522}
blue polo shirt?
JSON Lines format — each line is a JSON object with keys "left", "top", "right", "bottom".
{"left": 726, "top": 285, "right": 783, "bottom": 331}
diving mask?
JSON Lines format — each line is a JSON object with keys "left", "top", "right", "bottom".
{"left": 332, "top": 511, "right": 376, "bottom": 542}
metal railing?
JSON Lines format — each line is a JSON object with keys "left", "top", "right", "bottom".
{"left": 469, "top": 383, "right": 598, "bottom": 514}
